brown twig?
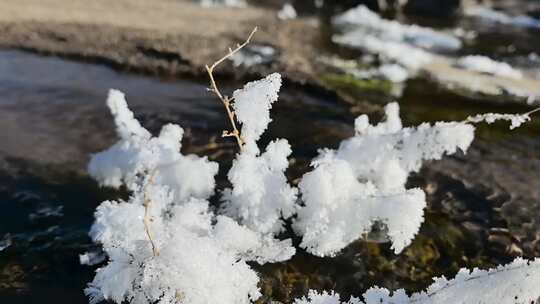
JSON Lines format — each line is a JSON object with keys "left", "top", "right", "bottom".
{"left": 143, "top": 171, "right": 159, "bottom": 257}
{"left": 205, "top": 27, "right": 258, "bottom": 149}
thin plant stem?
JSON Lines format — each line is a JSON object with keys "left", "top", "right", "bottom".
{"left": 205, "top": 27, "right": 258, "bottom": 149}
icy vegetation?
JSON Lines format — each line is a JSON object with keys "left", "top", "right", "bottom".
{"left": 465, "top": 6, "right": 540, "bottom": 29}
{"left": 222, "top": 73, "right": 298, "bottom": 238}
{"left": 85, "top": 85, "right": 295, "bottom": 304}
{"left": 295, "top": 257, "right": 540, "bottom": 304}
{"left": 457, "top": 55, "right": 523, "bottom": 80}
{"left": 466, "top": 108, "right": 539, "bottom": 130}
{"left": 294, "top": 103, "right": 475, "bottom": 256}
{"left": 83, "top": 32, "right": 540, "bottom": 304}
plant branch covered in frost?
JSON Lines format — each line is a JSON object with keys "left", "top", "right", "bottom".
{"left": 465, "top": 107, "right": 540, "bottom": 130}
{"left": 295, "top": 257, "right": 540, "bottom": 304}
{"left": 85, "top": 88, "right": 294, "bottom": 304}
{"left": 83, "top": 29, "right": 540, "bottom": 304}
{"left": 294, "top": 103, "right": 474, "bottom": 257}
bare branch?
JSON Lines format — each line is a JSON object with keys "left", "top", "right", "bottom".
{"left": 205, "top": 27, "right": 258, "bottom": 149}
{"left": 143, "top": 171, "right": 159, "bottom": 257}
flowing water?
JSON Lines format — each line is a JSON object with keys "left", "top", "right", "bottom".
{"left": 1, "top": 6, "right": 540, "bottom": 303}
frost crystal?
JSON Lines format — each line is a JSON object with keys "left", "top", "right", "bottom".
{"left": 297, "top": 258, "right": 540, "bottom": 304}
{"left": 233, "top": 73, "right": 281, "bottom": 153}
{"left": 84, "top": 70, "right": 538, "bottom": 303}
{"left": 86, "top": 190, "right": 262, "bottom": 304}
{"left": 223, "top": 73, "right": 297, "bottom": 248}
{"left": 85, "top": 90, "right": 294, "bottom": 304}
{"left": 465, "top": 110, "right": 536, "bottom": 130}
{"left": 88, "top": 90, "right": 218, "bottom": 202}
{"left": 294, "top": 103, "right": 476, "bottom": 257}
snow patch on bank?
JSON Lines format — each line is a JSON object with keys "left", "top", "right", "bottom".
{"left": 457, "top": 55, "right": 523, "bottom": 80}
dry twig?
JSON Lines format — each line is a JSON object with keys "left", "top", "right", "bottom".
{"left": 205, "top": 27, "right": 258, "bottom": 149}
{"left": 143, "top": 171, "right": 159, "bottom": 257}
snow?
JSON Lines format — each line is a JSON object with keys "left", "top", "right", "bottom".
{"left": 223, "top": 74, "right": 298, "bottom": 239}
{"left": 294, "top": 103, "right": 476, "bottom": 257}
{"left": 457, "top": 55, "right": 523, "bottom": 79}
{"left": 233, "top": 73, "right": 282, "bottom": 153}
{"left": 88, "top": 90, "right": 219, "bottom": 202}
{"left": 85, "top": 89, "right": 295, "bottom": 304}
{"left": 223, "top": 139, "right": 298, "bottom": 235}
{"left": 79, "top": 250, "right": 106, "bottom": 266}
{"left": 332, "top": 6, "right": 442, "bottom": 70}
{"left": 334, "top": 33, "right": 433, "bottom": 70}
{"left": 84, "top": 72, "right": 539, "bottom": 303}
{"left": 333, "top": 5, "right": 461, "bottom": 53}
{"left": 278, "top": 3, "right": 297, "bottom": 20}
{"left": 466, "top": 111, "right": 535, "bottom": 130}
{"left": 466, "top": 6, "right": 540, "bottom": 29}
{"left": 297, "top": 258, "right": 540, "bottom": 304}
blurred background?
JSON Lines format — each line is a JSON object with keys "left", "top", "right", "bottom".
{"left": 0, "top": 0, "right": 539, "bottom": 303}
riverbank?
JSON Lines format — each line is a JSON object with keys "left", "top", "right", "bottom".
{"left": 0, "top": 0, "right": 323, "bottom": 82}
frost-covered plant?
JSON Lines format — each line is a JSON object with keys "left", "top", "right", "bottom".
{"left": 294, "top": 103, "right": 475, "bottom": 256}
{"left": 85, "top": 91, "right": 295, "bottom": 304}
{"left": 83, "top": 28, "right": 540, "bottom": 304}
{"left": 221, "top": 73, "right": 298, "bottom": 236}
{"left": 295, "top": 257, "right": 540, "bottom": 304}
{"left": 84, "top": 29, "right": 296, "bottom": 304}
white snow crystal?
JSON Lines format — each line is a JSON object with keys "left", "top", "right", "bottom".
{"left": 233, "top": 73, "right": 282, "bottom": 153}
{"left": 223, "top": 139, "right": 298, "bottom": 235}
{"left": 88, "top": 89, "right": 219, "bottom": 203}
{"left": 223, "top": 74, "right": 297, "bottom": 248}
{"left": 465, "top": 111, "right": 535, "bottom": 130}
{"left": 294, "top": 103, "right": 476, "bottom": 257}
{"left": 85, "top": 89, "right": 297, "bottom": 304}
{"left": 297, "top": 258, "right": 540, "bottom": 304}
{"left": 456, "top": 55, "right": 523, "bottom": 79}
